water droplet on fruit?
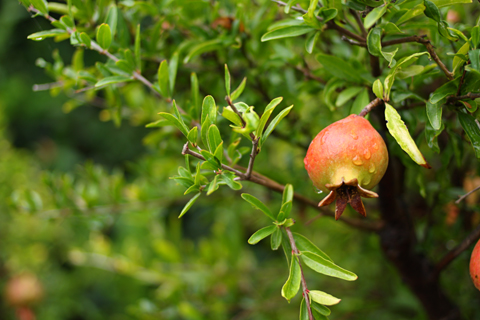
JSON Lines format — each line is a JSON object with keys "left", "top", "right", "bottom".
{"left": 364, "top": 149, "right": 371, "bottom": 160}
{"left": 372, "top": 143, "right": 379, "bottom": 150}
{"left": 315, "top": 188, "right": 323, "bottom": 194}
{"left": 363, "top": 176, "right": 371, "bottom": 185}
{"left": 350, "top": 131, "right": 358, "bottom": 140}
{"left": 352, "top": 155, "right": 363, "bottom": 166}
{"left": 368, "top": 163, "right": 376, "bottom": 173}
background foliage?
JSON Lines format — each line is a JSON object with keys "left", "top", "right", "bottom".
{"left": 2, "top": 0, "right": 480, "bottom": 319}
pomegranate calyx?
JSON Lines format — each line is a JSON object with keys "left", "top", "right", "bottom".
{"left": 318, "top": 178, "right": 379, "bottom": 220}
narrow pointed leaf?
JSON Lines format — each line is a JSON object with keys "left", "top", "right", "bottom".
{"left": 225, "top": 64, "right": 231, "bottom": 96}
{"left": 293, "top": 233, "right": 333, "bottom": 262}
{"left": 28, "top": 29, "right": 67, "bottom": 41}
{"left": 231, "top": 77, "right": 247, "bottom": 101}
{"left": 187, "top": 127, "right": 198, "bottom": 146}
{"left": 157, "top": 60, "right": 170, "bottom": 99}
{"left": 426, "top": 101, "right": 442, "bottom": 131}
{"left": 191, "top": 73, "right": 200, "bottom": 117}
{"left": 305, "top": 31, "right": 321, "bottom": 54}
{"left": 248, "top": 225, "right": 276, "bottom": 244}
{"left": 458, "top": 111, "right": 480, "bottom": 158}
{"left": 310, "top": 301, "right": 331, "bottom": 316}
{"left": 271, "top": 227, "right": 282, "bottom": 250}
{"left": 309, "top": 290, "right": 341, "bottom": 306}
{"left": 95, "top": 75, "right": 132, "bottom": 88}
{"left": 282, "top": 184, "right": 294, "bottom": 204}
{"left": 207, "top": 124, "right": 222, "bottom": 153}
{"left": 281, "top": 254, "right": 301, "bottom": 301}
{"left": 206, "top": 175, "right": 219, "bottom": 195}
{"left": 201, "top": 96, "right": 217, "bottom": 126}
{"left": 385, "top": 103, "right": 431, "bottom": 168}
{"left": 261, "top": 25, "right": 315, "bottom": 42}
{"left": 169, "top": 52, "right": 179, "bottom": 94}
{"left": 260, "top": 105, "right": 293, "bottom": 147}
{"left": 373, "top": 79, "right": 384, "bottom": 99}
{"left": 135, "top": 24, "right": 141, "bottom": 72}
{"left": 301, "top": 251, "right": 358, "bottom": 280}
{"left": 256, "top": 97, "right": 283, "bottom": 138}
{"left": 336, "top": 87, "right": 364, "bottom": 107}
{"left": 241, "top": 193, "right": 275, "bottom": 221}
{"left": 158, "top": 113, "right": 189, "bottom": 137}
{"left": 96, "top": 23, "right": 112, "bottom": 50}
{"left": 178, "top": 192, "right": 201, "bottom": 218}
{"left": 300, "top": 298, "right": 308, "bottom": 320}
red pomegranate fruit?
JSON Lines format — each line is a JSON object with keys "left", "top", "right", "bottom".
{"left": 304, "top": 114, "right": 388, "bottom": 220}
{"left": 470, "top": 238, "right": 480, "bottom": 291}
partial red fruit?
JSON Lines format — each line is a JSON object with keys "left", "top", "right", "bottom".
{"left": 5, "top": 273, "right": 44, "bottom": 307}
{"left": 470, "top": 239, "right": 480, "bottom": 291}
{"left": 304, "top": 114, "right": 388, "bottom": 219}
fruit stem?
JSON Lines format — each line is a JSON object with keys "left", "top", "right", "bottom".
{"left": 359, "top": 98, "right": 383, "bottom": 117}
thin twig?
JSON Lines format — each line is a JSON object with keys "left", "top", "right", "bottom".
{"left": 455, "top": 184, "right": 480, "bottom": 204}
{"left": 433, "top": 223, "right": 480, "bottom": 278}
{"left": 455, "top": 64, "right": 468, "bottom": 97}
{"left": 285, "top": 227, "right": 314, "bottom": 320}
{"left": 271, "top": 0, "right": 365, "bottom": 43}
{"left": 447, "top": 92, "right": 480, "bottom": 103}
{"left": 381, "top": 35, "right": 454, "bottom": 80}
{"left": 359, "top": 98, "right": 383, "bottom": 117}
{"left": 341, "top": 36, "right": 366, "bottom": 47}
{"left": 183, "top": 143, "right": 384, "bottom": 231}
{"left": 226, "top": 96, "right": 247, "bottom": 127}
{"left": 246, "top": 138, "right": 259, "bottom": 179}
{"left": 293, "top": 64, "right": 327, "bottom": 84}
{"left": 351, "top": 9, "right": 367, "bottom": 38}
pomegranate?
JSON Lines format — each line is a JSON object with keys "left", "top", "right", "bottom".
{"left": 304, "top": 114, "right": 388, "bottom": 219}
{"left": 5, "top": 273, "right": 44, "bottom": 307}
{"left": 470, "top": 238, "right": 480, "bottom": 291}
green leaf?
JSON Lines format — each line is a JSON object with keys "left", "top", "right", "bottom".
{"left": 157, "top": 60, "right": 170, "bottom": 99}
{"left": 178, "top": 192, "right": 201, "bottom": 218}
{"left": 206, "top": 175, "right": 219, "bottom": 195}
{"left": 96, "top": 23, "right": 112, "bottom": 50}
{"left": 261, "top": 25, "right": 316, "bottom": 42}
{"left": 271, "top": 227, "right": 282, "bottom": 250}
{"left": 214, "top": 142, "right": 223, "bottom": 164}
{"left": 241, "top": 193, "right": 276, "bottom": 221}
{"left": 458, "top": 111, "right": 480, "bottom": 158}
{"left": 281, "top": 254, "right": 302, "bottom": 302}
{"left": 385, "top": 103, "right": 431, "bottom": 168}
{"left": 300, "top": 299, "right": 308, "bottom": 320}
{"left": 396, "top": 65, "right": 425, "bottom": 79}
{"left": 158, "top": 112, "right": 189, "bottom": 137}
{"left": 187, "top": 127, "right": 198, "bottom": 146}
{"left": 426, "top": 101, "right": 442, "bottom": 131}
{"left": 301, "top": 251, "right": 358, "bottom": 281}
{"left": 396, "top": 4, "right": 426, "bottom": 25}
{"left": 95, "top": 75, "right": 133, "bottom": 88}
{"left": 221, "top": 172, "right": 242, "bottom": 190}
{"left": 431, "top": 0, "right": 471, "bottom": 6}
{"left": 135, "top": 24, "right": 141, "bottom": 72}
{"left": 430, "top": 80, "right": 457, "bottom": 104}
{"left": 277, "top": 201, "right": 292, "bottom": 221}
{"left": 424, "top": 0, "right": 441, "bottom": 22}
{"left": 200, "top": 149, "right": 221, "bottom": 169}
{"left": 225, "top": 64, "right": 231, "bottom": 97}
{"left": 351, "top": 89, "right": 370, "bottom": 115}
{"left": 201, "top": 96, "right": 217, "bottom": 126}
{"left": 79, "top": 32, "right": 91, "bottom": 48}
{"left": 169, "top": 52, "right": 179, "bottom": 94}
{"left": 471, "top": 26, "right": 480, "bottom": 49}
{"left": 469, "top": 49, "right": 480, "bottom": 72}
{"left": 231, "top": 77, "right": 247, "bottom": 101}
{"left": 453, "top": 42, "right": 470, "bottom": 74}
{"left": 282, "top": 184, "right": 294, "bottom": 204}
{"left": 336, "top": 86, "right": 364, "bottom": 107}
{"left": 184, "top": 38, "right": 224, "bottom": 63}
{"left": 293, "top": 233, "right": 333, "bottom": 262}
{"left": 222, "top": 107, "right": 243, "bottom": 126}
{"left": 27, "top": 29, "right": 68, "bottom": 41}
{"left": 425, "top": 121, "right": 444, "bottom": 153}
{"left": 310, "top": 302, "right": 331, "bottom": 316}
{"left": 367, "top": 27, "right": 382, "bottom": 57}
{"left": 438, "top": 21, "right": 459, "bottom": 41}
{"left": 31, "top": 0, "right": 49, "bottom": 15}
{"left": 248, "top": 225, "right": 276, "bottom": 245}
{"left": 284, "top": 0, "right": 297, "bottom": 13}
{"left": 207, "top": 125, "right": 222, "bottom": 153}
{"left": 260, "top": 105, "right": 294, "bottom": 147}
{"left": 364, "top": 5, "right": 388, "bottom": 29}
{"left": 305, "top": 31, "right": 321, "bottom": 54}
{"left": 191, "top": 73, "right": 200, "bottom": 118}
{"left": 105, "top": 4, "right": 118, "bottom": 38}
{"left": 316, "top": 54, "right": 362, "bottom": 82}
{"left": 373, "top": 79, "right": 384, "bottom": 99}
{"left": 256, "top": 97, "right": 283, "bottom": 139}
{"left": 309, "top": 290, "right": 341, "bottom": 306}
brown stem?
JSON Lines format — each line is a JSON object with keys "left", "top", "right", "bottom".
{"left": 246, "top": 138, "right": 259, "bottom": 179}
{"left": 455, "top": 184, "right": 480, "bottom": 204}
{"left": 359, "top": 98, "right": 383, "bottom": 117}
{"left": 455, "top": 65, "right": 468, "bottom": 96}
{"left": 271, "top": 0, "right": 365, "bottom": 43}
{"left": 447, "top": 92, "right": 480, "bottom": 103}
{"left": 285, "top": 227, "right": 314, "bottom": 320}
{"left": 341, "top": 36, "right": 366, "bottom": 47}
{"left": 183, "top": 143, "right": 383, "bottom": 231}
{"left": 382, "top": 35, "right": 454, "bottom": 80}
{"left": 351, "top": 9, "right": 368, "bottom": 38}
{"left": 433, "top": 222, "right": 480, "bottom": 277}
{"left": 226, "top": 96, "right": 247, "bottom": 127}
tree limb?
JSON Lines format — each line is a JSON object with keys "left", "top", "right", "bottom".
{"left": 359, "top": 98, "right": 383, "bottom": 117}
{"left": 433, "top": 222, "right": 480, "bottom": 278}
{"left": 455, "top": 184, "right": 480, "bottom": 204}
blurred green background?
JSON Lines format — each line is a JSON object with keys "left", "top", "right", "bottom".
{"left": 1, "top": 0, "right": 480, "bottom": 319}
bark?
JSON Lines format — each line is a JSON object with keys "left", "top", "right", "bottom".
{"left": 376, "top": 118, "right": 463, "bottom": 320}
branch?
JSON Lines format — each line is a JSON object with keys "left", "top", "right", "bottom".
{"left": 382, "top": 35, "right": 454, "bottom": 80}
{"left": 433, "top": 222, "right": 480, "bottom": 277}
{"left": 359, "top": 98, "right": 383, "bottom": 117}
{"left": 246, "top": 138, "right": 259, "bottom": 179}
{"left": 341, "top": 36, "right": 366, "bottom": 47}
{"left": 447, "top": 92, "right": 480, "bottom": 103}
{"left": 455, "top": 184, "right": 480, "bottom": 204}
{"left": 182, "top": 143, "right": 384, "bottom": 232}
{"left": 285, "top": 227, "right": 314, "bottom": 320}
{"left": 271, "top": 0, "right": 365, "bottom": 43}
{"left": 351, "top": 9, "right": 367, "bottom": 38}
